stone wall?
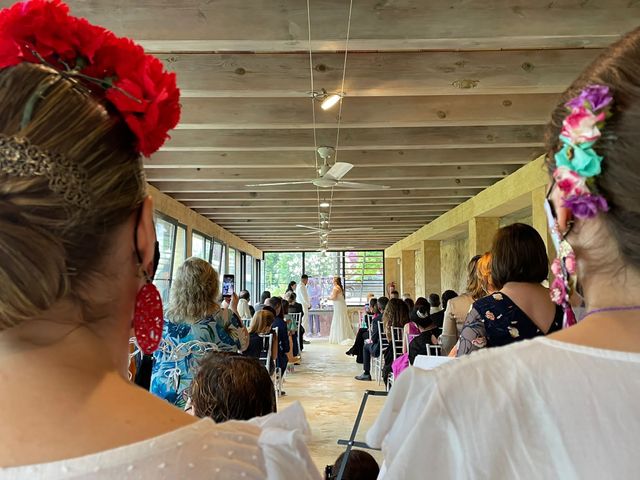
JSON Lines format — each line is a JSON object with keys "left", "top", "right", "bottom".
{"left": 440, "top": 236, "right": 469, "bottom": 294}
{"left": 414, "top": 248, "right": 424, "bottom": 297}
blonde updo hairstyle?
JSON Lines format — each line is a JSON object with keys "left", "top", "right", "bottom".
{"left": 165, "top": 257, "right": 220, "bottom": 324}
{"left": 0, "top": 63, "right": 146, "bottom": 330}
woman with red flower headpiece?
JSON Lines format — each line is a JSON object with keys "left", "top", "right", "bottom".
{"left": 0, "top": 1, "right": 319, "bottom": 478}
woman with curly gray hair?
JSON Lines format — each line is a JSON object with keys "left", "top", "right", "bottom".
{"left": 150, "top": 257, "right": 249, "bottom": 408}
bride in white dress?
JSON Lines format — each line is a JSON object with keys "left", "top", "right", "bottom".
{"left": 328, "top": 276, "right": 355, "bottom": 345}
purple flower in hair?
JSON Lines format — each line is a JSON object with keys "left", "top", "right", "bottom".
{"left": 562, "top": 193, "right": 609, "bottom": 219}
{"left": 565, "top": 85, "right": 613, "bottom": 112}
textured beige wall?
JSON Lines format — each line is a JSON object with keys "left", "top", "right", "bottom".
{"left": 414, "top": 249, "right": 424, "bottom": 297}
{"left": 401, "top": 250, "right": 416, "bottom": 298}
{"left": 440, "top": 236, "right": 469, "bottom": 294}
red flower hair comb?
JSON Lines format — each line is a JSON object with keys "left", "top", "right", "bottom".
{"left": 0, "top": 0, "right": 180, "bottom": 157}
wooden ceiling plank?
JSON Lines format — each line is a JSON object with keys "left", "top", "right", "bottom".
{"left": 168, "top": 189, "right": 480, "bottom": 201}
{"left": 57, "top": 1, "right": 636, "bottom": 52}
{"left": 161, "top": 125, "right": 545, "bottom": 150}
{"left": 157, "top": 49, "right": 600, "bottom": 98}
{"left": 146, "top": 147, "right": 540, "bottom": 169}
{"left": 178, "top": 94, "right": 558, "bottom": 129}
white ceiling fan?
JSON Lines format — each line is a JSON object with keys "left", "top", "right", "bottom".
{"left": 246, "top": 146, "right": 390, "bottom": 189}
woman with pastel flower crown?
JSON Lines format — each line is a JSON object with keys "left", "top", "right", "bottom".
{"left": 0, "top": 1, "right": 319, "bottom": 478}
{"left": 367, "top": 28, "right": 640, "bottom": 479}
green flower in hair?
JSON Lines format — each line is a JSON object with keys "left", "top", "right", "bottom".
{"left": 554, "top": 135, "right": 603, "bottom": 178}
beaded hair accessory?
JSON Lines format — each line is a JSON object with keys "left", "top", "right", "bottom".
{"left": 0, "top": 134, "right": 90, "bottom": 209}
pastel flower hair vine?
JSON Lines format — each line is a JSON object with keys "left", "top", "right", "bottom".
{"left": 547, "top": 84, "right": 614, "bottom": 327}
{"left": 553, "top": 84, "right": 613, "bottom": 219}
{"left": 0, "top": 0, "right": 180, "bottom": 157}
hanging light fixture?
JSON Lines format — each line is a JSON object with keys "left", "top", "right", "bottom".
{"left": 319, "top": 201, "right": 330, "bottom": 208}
{"left": 313, "top": 88, "right": 343, "bottom": 110}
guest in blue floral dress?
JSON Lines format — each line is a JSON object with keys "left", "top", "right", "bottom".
{"left": 458, "top": 224, "right": 563, "bottom": 356}
{"left": 150, "top": 257, "right": 249, "bottom": 408}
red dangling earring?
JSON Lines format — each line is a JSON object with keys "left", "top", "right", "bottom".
{"left": 133, "top": 273, "right": 164, "bottom": 354}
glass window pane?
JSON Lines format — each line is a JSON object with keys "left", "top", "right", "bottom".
{"left": 172, "top": 225, "right": 187, "bottom": 280}
{"left": 344, "top": 250, "right": 384, "bottom": 305}
{"left": 228, "top": 248, "right": 236, "bottom": 275}
{"left": 245, "top": 255, "right": 253, "bottom": 298}
{"left": 212, "top": 241, "right": 224, "bottom": 272}
{"left": 153, "top": 217, "right": 176, "bottom": 304}
{"left": 304, "top": 251, "right": 343, "bottom": 309}
{"left": 191, "top": 232, "right": 207, "bottom": 261}
{"left": 263, "top": 252, "right": 302, "bottom": 297}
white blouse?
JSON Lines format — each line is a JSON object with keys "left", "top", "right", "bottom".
{"left": 367, "top": 337, "right": 640, "bottom": 479}
{"left": 0, "top": 402, "right": 321, "bottom": 480}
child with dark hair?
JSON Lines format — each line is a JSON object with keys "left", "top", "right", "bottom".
{"left": 408, "top": 306, "right": 442, "bottom": 365}
{"left": 326, "top": 450, "right": 379, "bottom": 480}
{"left": 189, "top": 352, "right": 277, "bottom": 423}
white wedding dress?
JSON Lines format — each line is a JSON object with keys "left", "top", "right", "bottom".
{"left": 328, "top": 288, "right": 355, "bottom": 345}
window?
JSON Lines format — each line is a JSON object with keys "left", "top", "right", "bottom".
{"left": 245, "top": 254, "right": 253, "bottom": 298}
{"left": 344, "top": 250, "right": 385, "bottom": 305}
{"left": 172, "top": 225, "right": 187, "bottom": 281}
{"left": 212, "top": 241, "right": 224, "bottom": 273}
{"left": 153, "top": 215, "right": 180, "bottom": 304}
{"left": 191, "top": 231, "right": 213, "bottom": 263}
{"left": 263, "top": 252, "right": 303, "bottom": 296}
{"left": 304, "top": 251, "right": 343, "bottom": 309}
{"left": 228, "top": 248, "right": 237, "bottom": 275}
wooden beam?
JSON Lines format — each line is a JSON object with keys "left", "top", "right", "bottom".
{"left": 158, "top": 50, "right": 600, "bottom": 98}
{"left": 181, "top": 200, "right": 463, "bottom": 209}
{"left": 145, "top": 164, "right": 520, "bottom": 182}
{"left": 151, "top": 178, "right": 498, "bottom": 192}
{"left": 168, "top": 189, "right": 480, "bottom": 201}
{"left": 196, "top": 207, "right": 449, "bottom": 215}
{"left": 57, "top": 1, "right": 636, "bottom": 53}
{"left": 178, "top": 94, "right": 558, "bottom": 129}
{"left": 146, "top": 147, "right": 540, "bottom": 169}
{"left": 161, "top": 125, "right": 545, "bottom": 150}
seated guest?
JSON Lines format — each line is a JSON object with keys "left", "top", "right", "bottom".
{"left": 403, "top": 297, "right": 415, "bottom": 311}
{"left": 381, "top": 298, "right": 411, "bottom": 383}
{"left": 327, "top": 450, "right": 380, "bottom": 480}
{"left": 430, "top": 290, "right": 457, "bottom": 328}
{"left": 389, "top": 290, "right": 400, "bottom": 299}
{"left": 355, "top": 296, "right": 389, "bottom": 381}
{"left": 243, "top": 310, "right": 278, "bottom": 373}
{"left": 458, "top": 224, "right": 562, "bottom": 356}
{"left": 265, "top": 296, "right": 290, "bottom": 377}
{"left": 427, "top": 293, "right": 441, "bottom": 313}
{"left": 441, "top": 255, "right": 483, "bottom": 354}
{"left": 189, "top": 352, "right": 277, "bottom": 422}
{"left": 364, "top": 293, "right": 376, "bottom": 314}
{"left": 255, "top": 290, "right": 271, "bottom": 312}
{"left": 346, "top": 298, "right": 379, "bottom": 362}
{"left": 151, "top": 258, "right": 249, "bottom": 408}
{"left": 237, "top": 289, "right": 254, "bottom": 320}
{"left": 284, "top": 291, "right": 305, "bottom": 356}
{"left": 408, "top": 307, "right": 442, "bottom": 365}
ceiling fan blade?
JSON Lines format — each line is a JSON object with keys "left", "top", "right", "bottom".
{"left": 323, "top": 162, "right": 353, "bottom": 181}
{"left": 330, "top": 227, "right": 374, "bottom": 232}
{"left": 295, "top": 224, "right": 324, "bottom": 231}
{"left": 245, "top": 181, "right": 313, "bottom": 187}
{"left": 335, "top": 181, "right": 390, "bottom": 189}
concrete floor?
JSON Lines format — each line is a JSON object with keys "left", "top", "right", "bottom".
{"left": 279, "top": 339, "right": 385, "bottom": 473}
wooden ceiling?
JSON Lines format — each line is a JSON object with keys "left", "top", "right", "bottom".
{"left": 33, "top": 1, "right": 640, "bottom": 251}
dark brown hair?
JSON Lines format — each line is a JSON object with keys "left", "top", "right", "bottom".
{"left": 490, "top": 223, "right": 549, "bottom": 290}
{"left": 331, "top": 450, "right": 380, "bottom": 480}
{"left": 191, "top": 352, "right": 276, "bottom": 422}
{"left": 545, "top": 27, "right": 640, "bottom": 269}
{"left": 0, "top": 64, "right": 144, "bottom": 328}
{"left": 383, "top": 297, "right": 410, "bottom": 340}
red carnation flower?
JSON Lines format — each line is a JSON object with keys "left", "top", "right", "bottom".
{"left": 0, "top": 0, "right": 180, "bottom": 156}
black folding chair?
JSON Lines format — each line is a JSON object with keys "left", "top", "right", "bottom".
{"left": 328, "top": 389, "right": 388, "bottom": 480}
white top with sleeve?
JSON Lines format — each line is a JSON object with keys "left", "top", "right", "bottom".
{"left": 367, "top": 337, "right": 640, "bottom": 480}
{"left": 296, "top": 283, "right": 311, "bottom": 309}
{"left": 237, "top": 298, "right": 252, "bottom": 320}
{"left": 0, "top": 402, "right": 321, "bottom": 480}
